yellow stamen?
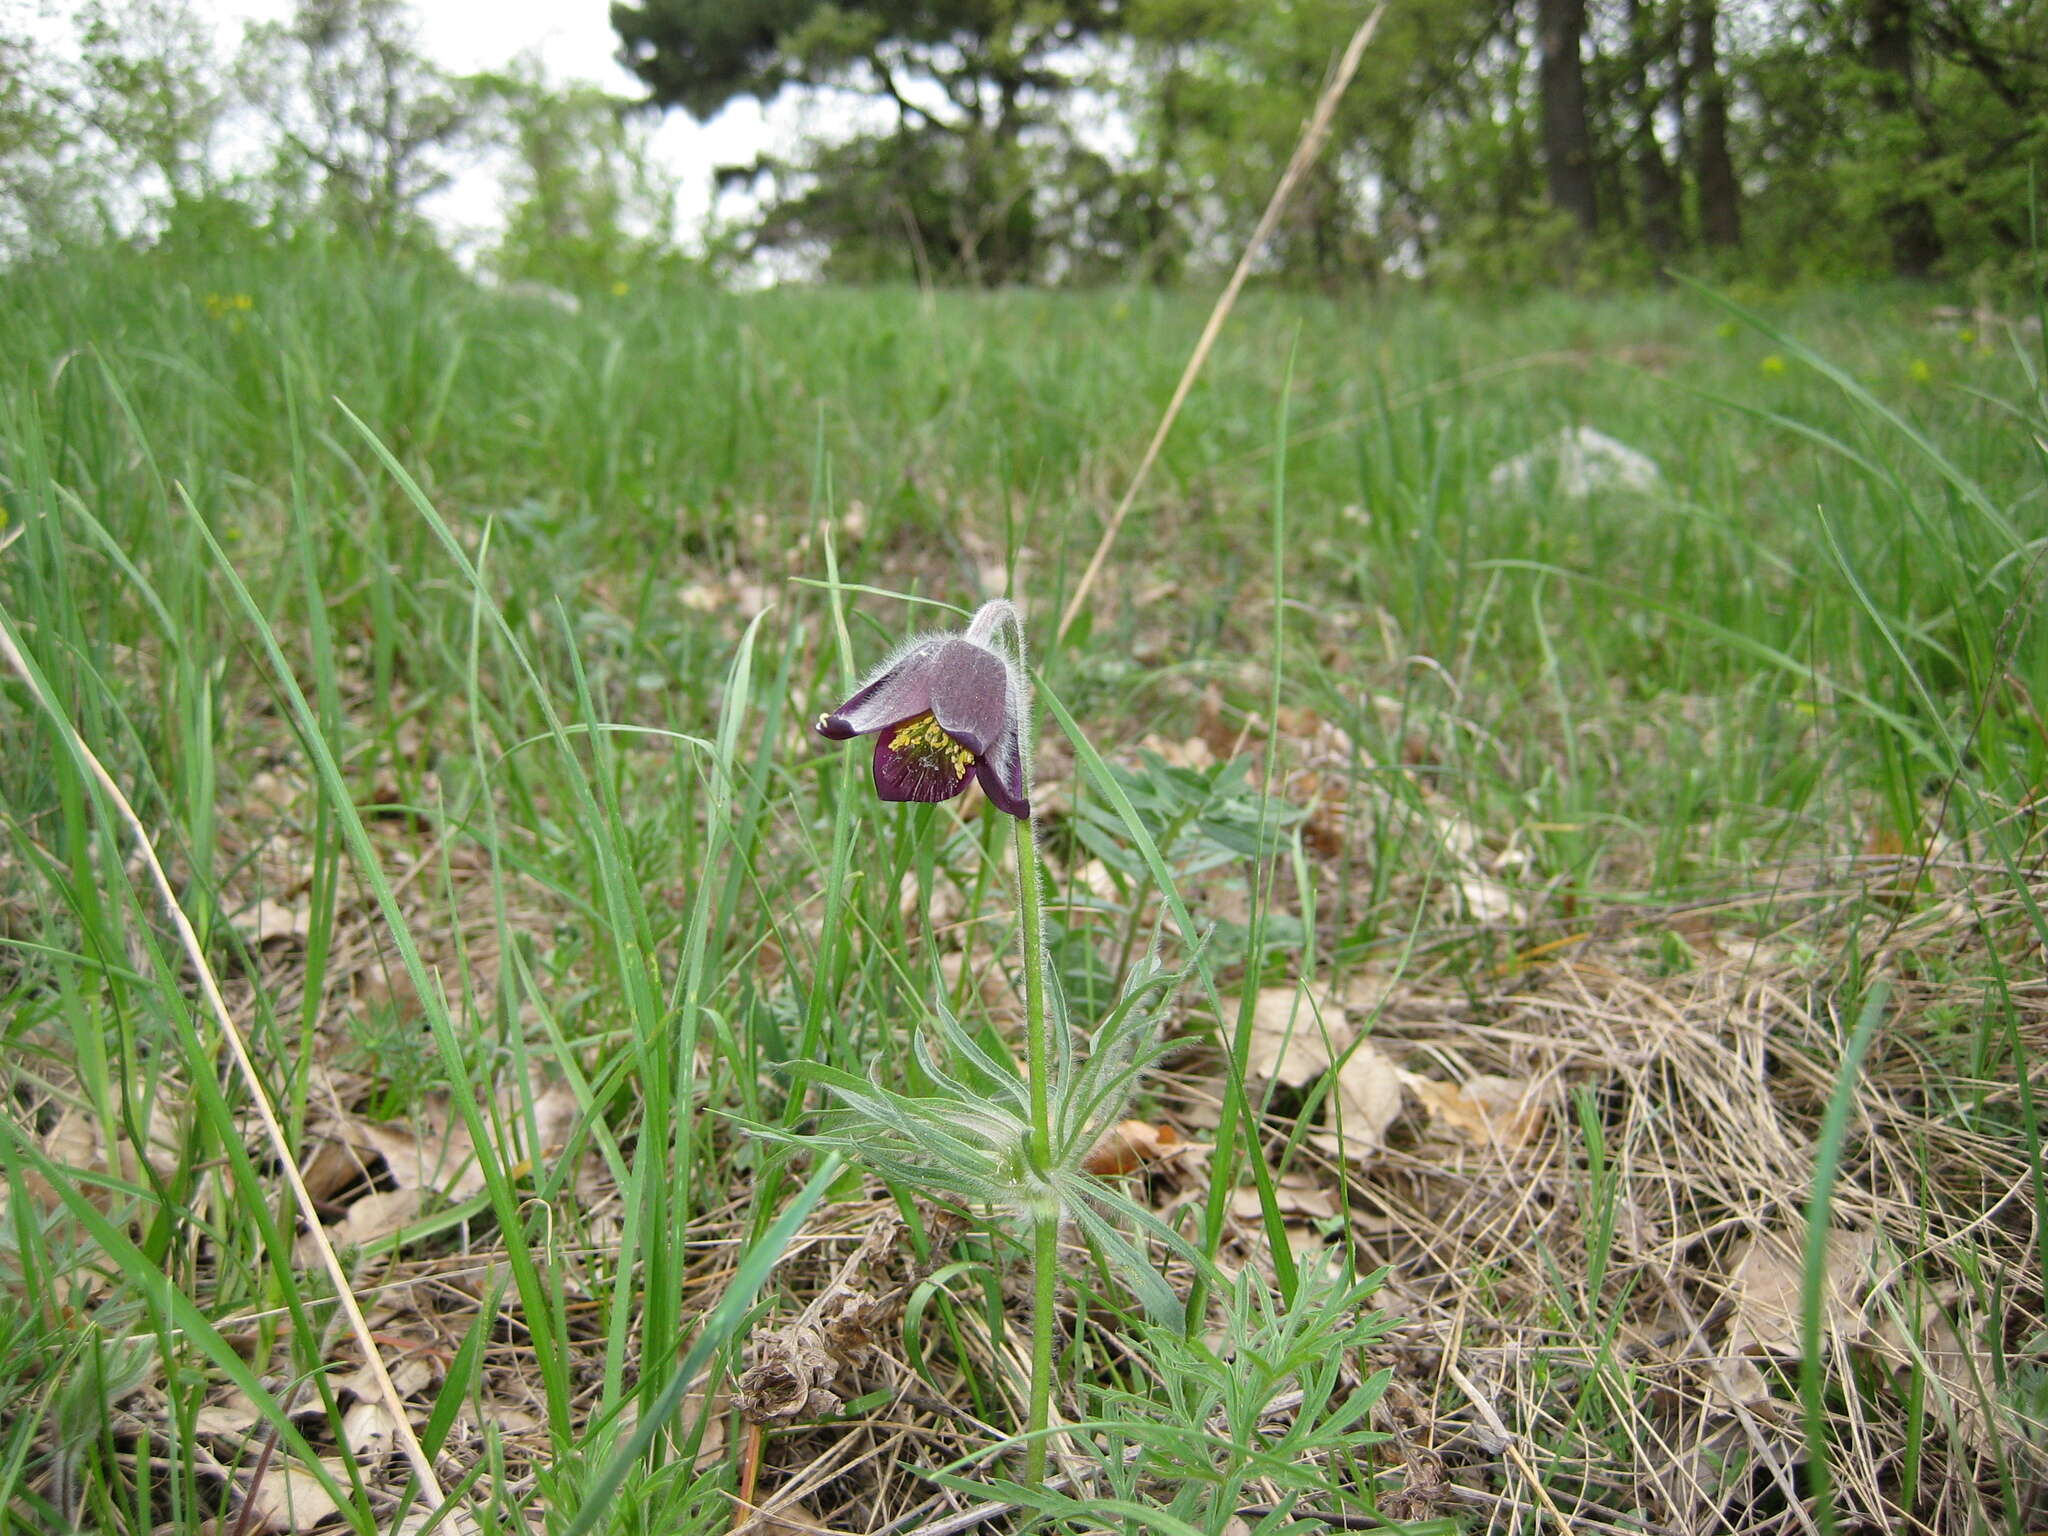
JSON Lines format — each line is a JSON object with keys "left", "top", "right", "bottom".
{"left": 889, "top": 713, "right": 975, "bottom": 778}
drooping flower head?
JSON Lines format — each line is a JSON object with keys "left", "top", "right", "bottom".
{"left": 815, "top": 599, "right": 1031, "bottom": 819}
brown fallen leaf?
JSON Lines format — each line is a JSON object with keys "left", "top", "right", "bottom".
{"left": 341, "top": 1399, "right": 400, "bottom": 1459}
{"left": 1323, "top": 1039, "right": 1403, "bottom": 1157}
{"left": 1724, "top": 1227, "right": 1877, "bottom": 1360}
{"left": 233, "top": 896, "right": 313, "bottom": 948}
{"left": 1082, "top": 1119, "right": 1184, "bottom": 1176}
{"left": 1400, "top": 1072, "right": 1546, "bottom": 1154}
{"left": 1433, "top": 811, "right": 1527, "bottom": 925}
{"left": 15, "top": 1096, "right": 188, "bottom": 1300}
{"left": 338, "top": 1072, "right": 584, "bottom": 1209}
{"left": 1339, "top": 963, "right": 1401, "bottom": 1021}
{"left": 335, "top": 1354, "right": 435, "bottom": 1403}
{"left": 1228, "top": 1172, "right": 1338, "bottom": 1222}
{"left": 1870, "top": 1291, "right": 1995, "bottom": 1454}
{"left": 29, "top": 1096, "right": 184, "bottom": 1207}
{"left": 238, "top": 768, "right": 307, "bottom": 819}
{"left": 297, "top": 1139, "right": 366, "bottom": 1205}
{"left": 295, "top": 1188, "right": 426, "bottom": 1262}
{"left": 900, "top": 868, "right": 967, "bottom": 932}
{"left": 351, "top": 1109, "right": 484, "bottom": 1202}
{"left": 937, "top": 949, "right": 1024, "bottom": 1031}
{"left": 1242, "top": 986, "right": 1339, "bottom": 1087}
{"left": 193, "top": 1395, "right": 264, "bottom": 1439}
{"left": 241, "top": 1457, "right": 348, "bottom": 1533}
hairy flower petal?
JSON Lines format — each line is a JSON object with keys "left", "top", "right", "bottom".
{"left": 816, "top": 644, "right": 939, "bottom": 739}
{"left": 925, "top": 639, "right": 1010, "bottom": 755}
{"left": 976, "top": 729, "right": 1030, "bottom": 819}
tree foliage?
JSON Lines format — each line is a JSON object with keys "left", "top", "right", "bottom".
{"left": 0, "top": 0, "right": 2036, "bottom": 288}
{"left": 610, "top": 0, "right": 2048, "bottom": 290}
{"left": 613, "top": 0, "right": 1126, "bottom": 282}
{"left": 469, "top": 63, "right": 697, "bottom": 289}
{"left": 0, "top": 0, "right": 226, "bottom": 252}
{"left": 235, "top": 0, "right": 472, "bottom": 246}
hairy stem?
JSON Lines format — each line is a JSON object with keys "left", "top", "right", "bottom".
{"left": 1019, "top": 821, "right": 1051, "bottom": 1173}
{"left": 1015, "top": 813, "right": 1055, "bottom": 1481}
{"left": 1028, "top": 1206, "right": 1058, "bottom": 1485}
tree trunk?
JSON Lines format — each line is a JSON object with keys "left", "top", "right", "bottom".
{"left": 1537, "top": 0, "right": 1599, "bottom": 234}
{"left": 1867, "top": 0, "right": 1942, "bottom": 277}
{"left": 1627, "top": 0, "right": 1683, "bottom": 259}
{"left": 1689, "top": 0, "right": 1741, "bottom": 247}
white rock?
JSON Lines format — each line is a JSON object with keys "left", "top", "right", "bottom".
{"left": 1487, "top": 425, "right": 1663, "bottom": 498}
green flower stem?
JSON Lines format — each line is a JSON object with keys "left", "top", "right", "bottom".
{"left": 1018, "top": 819, "right": 1052, "bottom": 1174}
{"left": 1028, "top": 1204, "right": 1058, "bottom": 1485}
{"left": 1015, "top": 815, "right": 1055, "bottom": 1483}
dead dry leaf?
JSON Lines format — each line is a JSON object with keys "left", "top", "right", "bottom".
{"left": 297, "top": 1188, "right": 425, "bottom": 1261}
{"left": 297, "top": 1139, "right": 365, "bottom": 1204}
{"left": 1434, "top": 811, "right": 1528, "bottom": 925}
{"left": 1229, "top": 1172, "right": 1337, "bottom": 1222}
{"left": 335, "top": 1354, "right": 434, "bottom": 1402}
{"left": 1871, "top": 1294, "right": 1995, "bottom": 1453}
{"left": 194, "top": 1395, "right": 263, "bottom": 1439}
{"left": 1081, "top": 1119, "right": 1184, "bottom": 1176}
{"left": 352, "top": 1110, "right": 482, "bottom": 1200}
{"left": 26, "top": 1096, "right": 185, "bottom": 1213}
{"left": 241, "top": 1457, "right": 348, "bottom": 1533}
{"left": 234, "top": 896, "right": 313, "bottom": 947}
{"left": 1400, "top": 1072, "right": 1546, "bottom": 1154}
{"left": 1242, "top": 987, "right": 1339, "bottom": 1087}
{"left": 1339, "top": 964, "right": 1402, "bottom": 1020}
{"left": 1324, "top": 1038, "right": 1403, "bottom": 1157}
{"left": 238, "top": 768, "right": 306, "bottom": 819}
{"left": 900, "top": 868, "right": 966, "bottom": 933}
{"left": 341, "top": 1399, "right": 400, "bottom": 1459}
{"left": 1724, "top": 1227, "right": 1877, "bottom": 1359}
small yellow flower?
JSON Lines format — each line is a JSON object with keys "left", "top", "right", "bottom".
{"left": 611, "top": 279, "right": 630, "bottom": 296}
{"left": 1957, "top": 328, "right": 1976, "bottom": 345}
{"left": 1908, "top": 358, "right": 1933, "bottom": 384}
{"left": 1760, "top": 354, "right": 1787, "bottom": 377}
{"left": 234, "top": 293, "right": 253, "bottom": 310}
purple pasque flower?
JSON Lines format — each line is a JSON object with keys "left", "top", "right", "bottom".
{"left": 816, "top": 600, "right": 1031, "bottom": 819}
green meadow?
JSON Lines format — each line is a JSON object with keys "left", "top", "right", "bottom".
{"left": 1, "top": 242, "right": 2042, "bottom": 1535}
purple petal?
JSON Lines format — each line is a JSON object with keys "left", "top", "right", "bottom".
{"left": 872, "top": 732, "right": 975, "bottom": 803}
{"left": 816, "top": 644, "right": 939, "bottom": 740}
{"left": 925, "top": 639, "right": 1011, "bottom": 755}
{"left": 976, "top": 730, "right": 1030, "bottom": 819}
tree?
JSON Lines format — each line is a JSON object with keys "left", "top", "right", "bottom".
{"left": 1621, "top": 0, "right": 1682, "bottom": 258}
{"left": 0, "top": 22, "right": 88, "bottom": 253}
{"left": 1536, "top": 0, "right": 1598, "bottom": 234}
{"left": 236, "top": 0, "right": 472, "bottom": 245}
{"left": 474, "top": 61, "right": 686, "bottom": 287}
{"left": 1863, "top": 0, "right": 1941, "bottom": 276}
{"left": 76, "top": 0, "right": 225, "bottom": 209}
{"left": 1686, "top": 0, "right": 1739, "bottom": 248}
{"left": 1121, "top": 0, "right": 1515, "bottom": 286}
{"left": 610, "top": 0, "right": 1123, "bottom": 283}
